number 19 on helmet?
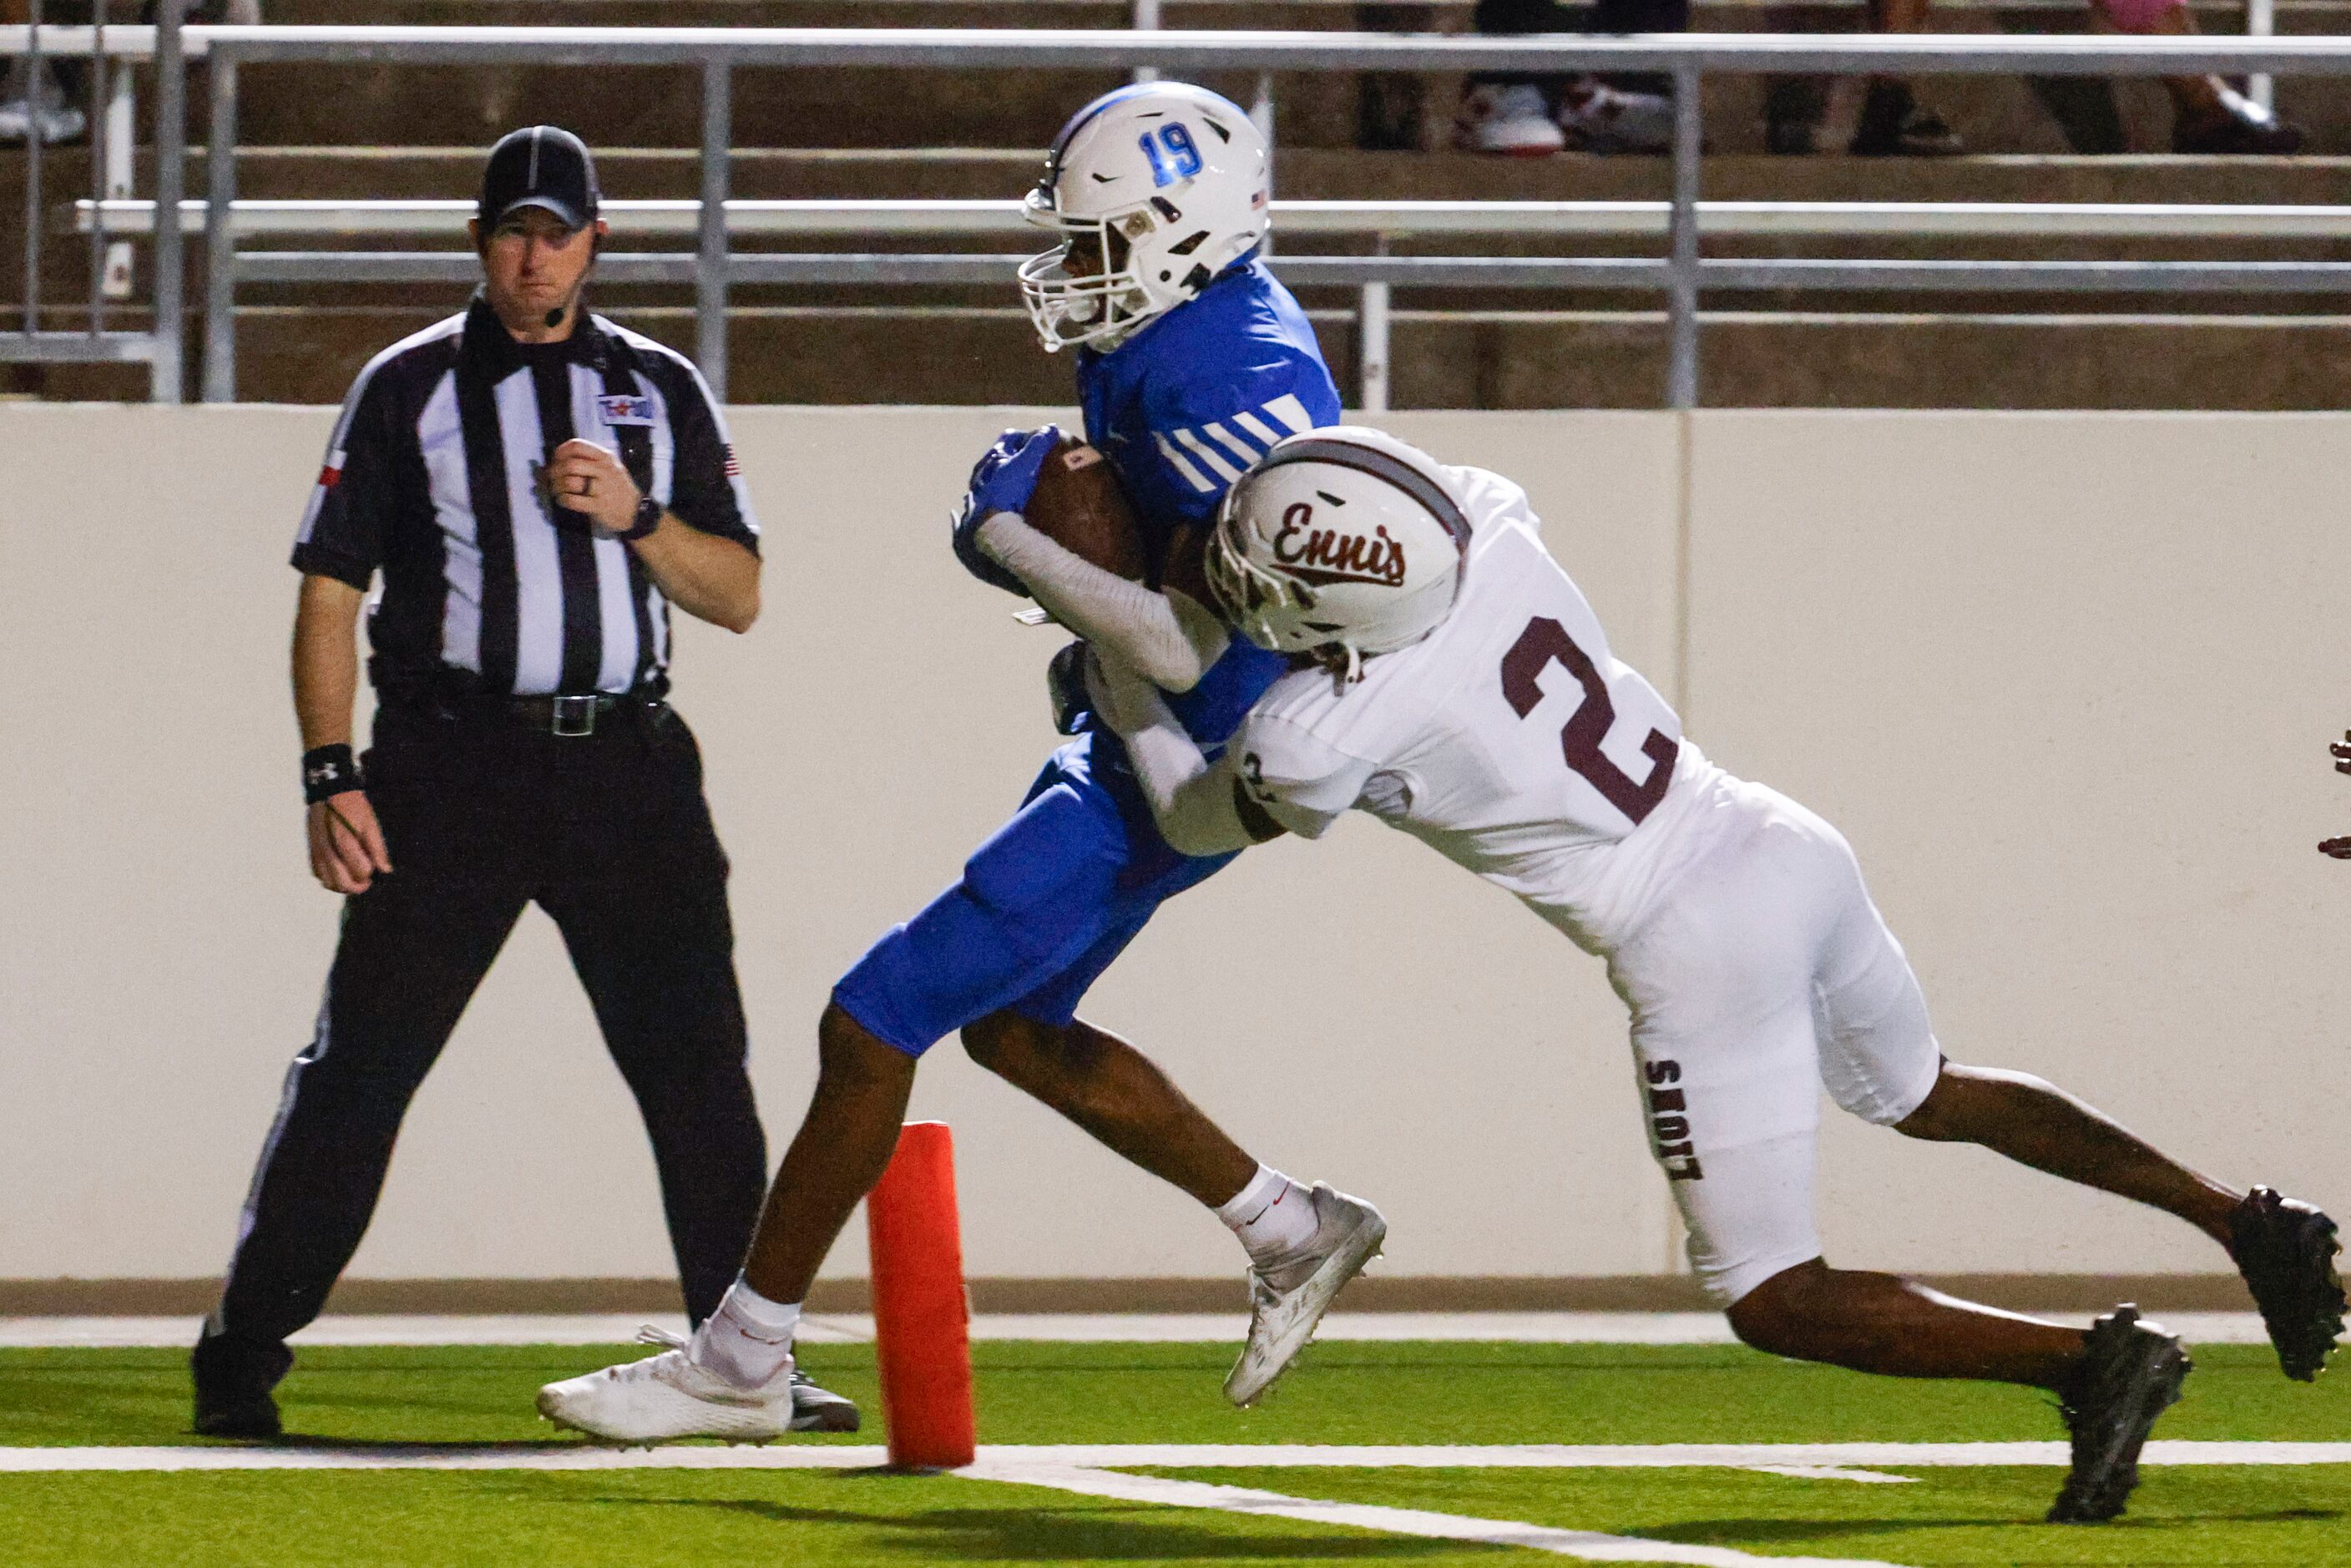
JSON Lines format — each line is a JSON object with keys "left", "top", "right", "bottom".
{"left": 1019, "top": 83, "right": 1272, "bottom": 353}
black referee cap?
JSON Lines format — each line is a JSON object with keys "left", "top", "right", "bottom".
{"left": 477, "top": 125, "right": 600, "bottom": 234}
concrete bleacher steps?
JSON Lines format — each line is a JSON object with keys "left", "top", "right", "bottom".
{"left": 12, "top": 146, "right": 2351, "bottom": 405}
{"left": 9, "top": 1, "right": 2351, "bottom": 404}
{"left": 23, "top": 294, "right": 2351, "bottom": 408}
{"left": 235, "top": 0, "right": 2351, "bottom": 155}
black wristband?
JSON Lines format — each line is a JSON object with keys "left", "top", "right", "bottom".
{"left": 301, "top": 744, "right": 363, "bottom": 805}
{"left": 614, "top": 493, "right": 663, "bottom": 542}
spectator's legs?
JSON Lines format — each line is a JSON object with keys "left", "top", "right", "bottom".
{"left": 1458, "top": 0, "right": 1689, "bottom": 154}
{"left": 1849, "top": 0, "right": 1964, "bottom": 155}
{"left": 0, "top": 0, "right": 22, "bottom": 129}
{"left": 1762, "top": 0, "right": 1834, "bottom": 156}
{"left": 2096, "top": 0, "right": 2303, "bottom": 154}
{"left": 1457, "top": 0, "right": 1570, "bottom": 154}
{"left": 0, "top": 0, "right": 89, "bottom": 146}
{"left": 1585, "top": 0, "right": 1688, "bottom": 98}
{"left": 1558, "top": 0, "right": 1686, "bottom": 152}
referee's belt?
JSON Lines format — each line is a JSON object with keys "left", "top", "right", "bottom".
{"left": 503, "top": 690, "right": 667, "bottom": 737}
{"left": 380, "top": 670, "right": 673, "bottom": 736}
{"left": 424, "top": 688, "right": 667, "bottom": 737}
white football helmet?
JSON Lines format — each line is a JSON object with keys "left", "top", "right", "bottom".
{"left": 1206, "top": 426, "right": 1473, "bottom": 680}
{"left": 1019, "top": 83, "right": 1271, "bottom": 354}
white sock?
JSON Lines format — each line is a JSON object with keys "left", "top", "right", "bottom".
{"left": 1216, "top": 1165, "right": 1319, "bottom": 1265}
{"left": 690, "top": 1277, "right": 801, "bottom": 1391}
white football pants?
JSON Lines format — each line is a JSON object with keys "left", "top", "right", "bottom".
{"left": 1603, "top": 771, "right": 1944, "bottom": 1307}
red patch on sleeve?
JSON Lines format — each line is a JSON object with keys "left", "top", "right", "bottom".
{"left": 318, "top": 465, "right": 342, "bottom": 488}
{"left": 722, "top": 445, "right": 741, "bottom": 478}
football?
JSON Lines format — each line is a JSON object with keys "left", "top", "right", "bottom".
{"left": 1024, "top": 438, "right": 1147, "bottom": 580}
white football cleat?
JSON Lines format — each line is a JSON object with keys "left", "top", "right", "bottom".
{"left": 538, "top": 1327, "right": 797, "bottom": 1444}
{"left": 1453, "top": 84, "right": 1565, "bottom": 156}
{"left": 1224, "top": 1184, "right": 1387, "bottom": 1407}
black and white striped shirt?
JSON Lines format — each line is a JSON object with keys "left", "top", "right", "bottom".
{"left": 291, "top": 296, "right": 759, "bottom": 698}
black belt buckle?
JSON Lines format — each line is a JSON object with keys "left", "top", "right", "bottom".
{"left": 550, "top": 695, "right": 598, "bottom": 737}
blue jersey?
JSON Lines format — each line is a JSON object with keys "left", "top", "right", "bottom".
{"left": 1074, "top": 257, "right": 1342, "bottom": 746}
{"left": 832, "top": 256, "right": 1341, "bottom": 1059}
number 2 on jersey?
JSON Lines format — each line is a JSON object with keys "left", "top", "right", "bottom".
{"left": 1138, "top": 124, "right": 1205, "bottom": 187}
{"left": 1499, "top": 616, "right": 1678, "bottom": 827}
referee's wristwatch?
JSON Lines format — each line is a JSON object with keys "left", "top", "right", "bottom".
{"left": 612, "top": 493, "right": 663, "bottom": 542}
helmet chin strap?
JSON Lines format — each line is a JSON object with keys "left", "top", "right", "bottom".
{"left": 1307, "top": 642, "right": 1363, "bottom": 690}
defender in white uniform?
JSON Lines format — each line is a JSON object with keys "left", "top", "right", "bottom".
{"left": 1201, "top": 463, "right": 1936, "bottom": 1303}
{"left": 1085, "top": 427, "right": 2344, "bottom": 1526}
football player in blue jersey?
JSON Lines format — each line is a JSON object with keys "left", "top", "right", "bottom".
{"left": 538, "top": 84, "right": 1388, "bottom": 1444}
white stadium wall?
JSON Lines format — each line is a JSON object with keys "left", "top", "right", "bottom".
{"left": 0, "top": 403, "right": 2343, "bottom": 1286}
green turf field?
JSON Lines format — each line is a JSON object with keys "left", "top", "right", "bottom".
{"left": 2, "top": 1340, "right": 2343, "bottom": 1565}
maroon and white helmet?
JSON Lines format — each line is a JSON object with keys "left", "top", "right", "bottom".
{"left": 1206, "top": 426, "right": 1472, "bottom": 679}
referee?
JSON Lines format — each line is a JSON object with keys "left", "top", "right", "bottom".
{"left": 191, "top": 126, "right": 856, "bottom": 1439}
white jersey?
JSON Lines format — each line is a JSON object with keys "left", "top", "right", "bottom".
{"left": 1227, "top": 463, "right": 1947, "bottom": 1310}
{"left": 1231, "top": 465, "right": 1726, "bottom": 954}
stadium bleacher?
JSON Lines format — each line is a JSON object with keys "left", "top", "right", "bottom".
{"left": 6, "top": 0, "right": 2351, "bottom": 407}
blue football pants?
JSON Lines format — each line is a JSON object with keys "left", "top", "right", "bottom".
{"left": 832, "top": 735, "right": 1234, "bottom": 1057}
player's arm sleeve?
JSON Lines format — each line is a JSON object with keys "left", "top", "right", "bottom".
{"left": 1085, "top": 655, "right": 1278, "bottom": 856}
{"left": 290, "top": 362, "right": 398, "bottom": 589}
{"left": 656, "top": 356, "right": 761, "bottom": 554}
{"left": 977, "top": 513, "right": 1227, "bottom": 691}
{"left": 1139, "top": 344, "right": 1344, "bottom": 524}
{"left": 1089, "top": 656, "right": 1370, "bottom": 854}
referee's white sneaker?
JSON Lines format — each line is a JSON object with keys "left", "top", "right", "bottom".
{"left": 1224, "top": 1184, "right": 1386, "bottom": 1407}
{"left": 538, "top": 1328, "right": 852, "bottom": 1444}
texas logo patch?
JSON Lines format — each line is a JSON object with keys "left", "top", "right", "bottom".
{"left": 599, "top": 393, "right": 656, "bottom": 427}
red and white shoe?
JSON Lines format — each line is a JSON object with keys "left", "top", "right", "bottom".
{"left": 1558, "top": 79, "right": 1673, "bottom": 154}
{"left": 1454, "top": 84, "right": 1565, "bottom": 156}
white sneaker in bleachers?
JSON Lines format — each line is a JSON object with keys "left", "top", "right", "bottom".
{"left": 1454, "top": 84, "right": 1566, "bottom": 156}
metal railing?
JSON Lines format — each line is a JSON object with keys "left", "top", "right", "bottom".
{"left": 18, "top": 25, "right": 2351, "bottom": 407}
{"left": 2, "top": 11, "right": 182, "bottom": 399}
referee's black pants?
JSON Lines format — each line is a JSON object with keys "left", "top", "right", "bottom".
{"left": 209, "top": 700, "right": 768, "bottom": 1356}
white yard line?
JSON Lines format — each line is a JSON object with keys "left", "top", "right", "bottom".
{"left": 963, "top": 1459, "right": 1909, "bottom": 1567}
{"left": 0, "top": 1310, "right": 2275, "bottom": 1348}
{"left": 1742, "top": 1465, "right": 1917, "bottom": 1485}
{"left": 11, "top": 1433, "right": 2336, "bottom": 1568}
{"left": 8, "top": 1434, "right": 2341, "bottom": 1568}
{"left": 0, "top": 1444, "right": 894, "bottom": 1472}
{"left": 980, "top": 1441, "right": 2351, "bottom": 1469}
{"left": 5, "top": 1439, "right": 2347, "bottom": 1472}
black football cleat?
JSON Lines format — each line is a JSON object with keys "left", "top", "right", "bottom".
{"left": 2229, "top": 1186, "right": 2346, "bottom": 1382}
{"left": 191, "top": 1330, "right": 293, "bottom": 1440}
{"left": 789, "top": 1368, "right": 862, "bottom": 1434}
{"left": 2047, "top": 1305, "right": 2189, "bottom": 1525}
{"left": 194, "top": 1392, "right": 284, "bottom": 1441}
